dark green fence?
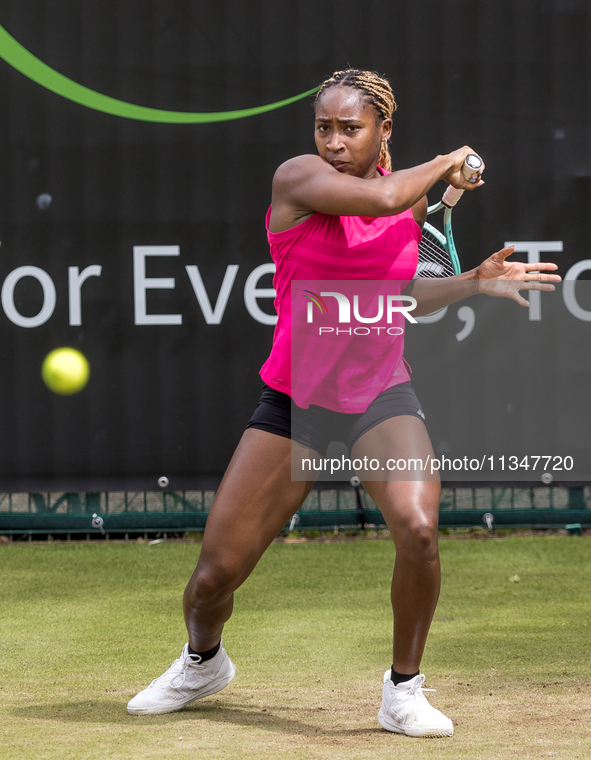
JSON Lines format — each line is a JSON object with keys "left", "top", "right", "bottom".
{"left": 0, "top": 487, "right": 590, "bottom": 538}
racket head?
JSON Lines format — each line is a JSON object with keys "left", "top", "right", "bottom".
{"left": 416, "top": 205, "right": 462, "bottom": 278}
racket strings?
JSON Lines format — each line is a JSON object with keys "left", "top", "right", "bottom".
{"left": 417, "top": 229, "right": 456, "bottom": 278}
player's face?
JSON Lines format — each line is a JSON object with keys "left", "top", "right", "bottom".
{"left": 314, "top": 87, "right": 392, "bottom": 179}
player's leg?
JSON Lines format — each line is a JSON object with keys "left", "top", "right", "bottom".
{"left": 127, "top": 427, "right": 317, "bottom": 715}
{"left": 371, "top": 477, "right": 441, "bottom": 676}
{"left": 353, "top": 413, "right": 453, "bottom": 737}
{"left": 354, "top": 414, "right": 440, "bottom": 674}
{"left": 183, "top": 428, "right": 317, "bottom": 650}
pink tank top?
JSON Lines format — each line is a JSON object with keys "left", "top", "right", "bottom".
{"left": 260, "top": 176, "right": 420, "bottom": 412}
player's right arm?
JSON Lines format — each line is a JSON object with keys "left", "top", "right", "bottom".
{"left": 269, "top": 148, "right": 482, "bottom": 233}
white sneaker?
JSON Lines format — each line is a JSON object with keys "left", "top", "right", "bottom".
{"left": 127, "top": 642, "right": 236, "bottom": 715}
{"left": 378, "top": 670, "right": 454, "bottom": 737}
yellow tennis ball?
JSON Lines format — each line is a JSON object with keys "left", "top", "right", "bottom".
{"left": 42, "top": 348, "right": 90, "bottom": 395}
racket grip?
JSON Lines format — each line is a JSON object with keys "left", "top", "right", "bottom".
{"left": 442, "top": 185, "right": 464, "bottom": 208}
{"left": 462, "top": 153, "right": 483, "bottom": 182}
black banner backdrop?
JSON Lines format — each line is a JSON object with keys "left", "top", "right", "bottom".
{"left": 0, "top": 0, "right": 589, "bottom": 490}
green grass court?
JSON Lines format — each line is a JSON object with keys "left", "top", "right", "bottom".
{"left": 1, "top": 536, "right": 590, "bottom": 759}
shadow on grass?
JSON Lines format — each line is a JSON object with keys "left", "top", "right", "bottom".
{"left": 11, "top": 699, "right": 381, "bottom": 738}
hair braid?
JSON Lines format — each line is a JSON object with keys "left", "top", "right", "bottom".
{"left": 314, "top": 69, "right": 397, "bottom": 171}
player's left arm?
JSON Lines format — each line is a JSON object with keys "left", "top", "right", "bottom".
{"left": 405, "top": 246, "right": 561, "bottom": 316}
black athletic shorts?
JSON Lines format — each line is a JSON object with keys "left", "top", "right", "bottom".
{"left": 245, "top": 382, "right": 426, "bottom": 456}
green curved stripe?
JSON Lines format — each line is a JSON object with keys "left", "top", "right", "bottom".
{"left": 0, "top": 25, "right": 319, "bottom": 123}
{"left": 303, "top": 293, "right": 323, "bottom": 313}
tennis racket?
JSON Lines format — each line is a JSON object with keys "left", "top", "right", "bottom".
{"left": 416, "top": 153, "right": 483, "bottom": 278}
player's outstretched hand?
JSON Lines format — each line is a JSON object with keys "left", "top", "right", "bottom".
{"left": 476, "top": 246, "right": 561, "bottom": 307}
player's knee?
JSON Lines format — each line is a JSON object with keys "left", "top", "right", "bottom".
{"left": 185, "top": 564, "right": 236, "bottom": 608}
{"left": 400, "top": 515, "right": 439, "bottom": 557}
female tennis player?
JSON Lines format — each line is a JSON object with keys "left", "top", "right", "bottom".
{"left": 127, "top": 69, "right": 560, "bottom": 737}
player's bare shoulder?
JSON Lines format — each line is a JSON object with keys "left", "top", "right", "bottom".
{"left": 270, "top": 155, "right": 333, "bottom": 231}
{"left": 272, "top": 154, "right": 331, "bottom": 196}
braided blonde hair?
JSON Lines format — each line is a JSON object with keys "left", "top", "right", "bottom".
{"left": 314, "top": 69, "right": 397, "bottom": 171}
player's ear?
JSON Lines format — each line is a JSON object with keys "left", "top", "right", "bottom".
{"left": 381, "top": 118, "right": 393, "bottom": 141}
